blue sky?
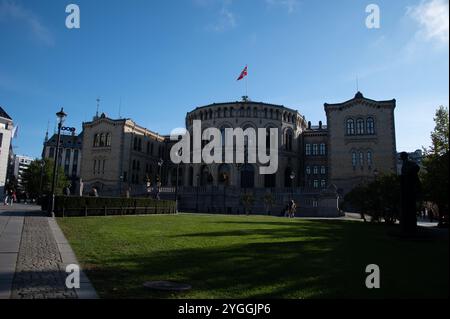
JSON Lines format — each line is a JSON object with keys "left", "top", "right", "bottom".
{"left": 1, "top": 0, "right": 448, "bottom": 158}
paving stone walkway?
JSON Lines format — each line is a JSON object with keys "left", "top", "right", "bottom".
{"left": 11, "top": 216, "right": 77, "bottom": 299}
{"left": 0, "top": 204, "right": 97, "bottom": 299}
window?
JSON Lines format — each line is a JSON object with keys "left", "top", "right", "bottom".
{"left": 102, "top": 160, "right": 106, "bottom": 174}
{"left": 0, "top": 133, "right": 2, "bottom": 148}
{"left": 93, "top": 134, "right": 100, "bottom": 147}
{"left": 106, "top": 133, "right": 111, "bottom": 146}
{"left": 305, "top": 144, "right": 311, "bottom": 156}
{"left": 356, "top": 118, "right": 365, "bottom": 135}
{"left": 49, "top": 147, "right": 55, "bottom": 159}
{"left": 320, "top": 166, "right": 326, "bottom": 175}
{"left": 306, "top": 166, "right": 311, "bottom": 175}
{"left": 367, "top": 151, "right": 373, "bottom": 167}
{"left": 313, "top": 200, "right": 319, "bottom": 208}
{"left": 313, "top": 180, "right": 319, "bottom": 188}
{"left": 352, "top": 152, "right": 357, "bottom": 167}
{"left": 313, "top": 166, "right": 318, "bottom": 175}
{"left": 367, "top": 117, "right": 375, "bottom": 135}
{"left": 346, "top": 119, "right": 355, "bottom": 135}
{"left": 285, "top": 130, "right": 293, "bottom": 151}
{"left": 321, "top": 180, "right": 326, "bottom": 188}
{"left": 359, "top": 151, "right": 364, "bottom": 167}
{"left": 99, "top": 133, "right": 105, "bottom": 147}
{"left": 312, "top": 144, "right": 318, "bottom": 156}
{"left": 93, "top": 160, "right": 96, "bottom": 174}
{"left": 320, "top": 143, "right": 326, "bottom": 155}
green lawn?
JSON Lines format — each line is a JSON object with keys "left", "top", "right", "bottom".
{"left": 58, "top": 214, "right": 449, "bottom": 299}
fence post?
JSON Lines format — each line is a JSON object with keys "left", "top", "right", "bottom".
{"left": 84, "top": 206, "right": 88, "bottom": 217}
{"left": 104, "top": 205, "right": 107, "bottom": 216}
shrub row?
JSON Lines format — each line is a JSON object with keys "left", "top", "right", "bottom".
{"left": 48, "top": 196, "right": 176, "bottom": 217}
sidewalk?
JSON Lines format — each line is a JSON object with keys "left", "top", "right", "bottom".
{"left": 0, "top": 204, "right": 97, "bottom": 299}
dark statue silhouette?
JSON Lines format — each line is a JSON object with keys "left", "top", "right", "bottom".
{"left": 400, "top": 152, "right": 421, "bottom": 234}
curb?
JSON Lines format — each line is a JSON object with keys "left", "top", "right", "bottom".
{"left": 47, "top": 218, "right": 99, "bottom": 299}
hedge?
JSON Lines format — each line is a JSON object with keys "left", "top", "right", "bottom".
{"left": 46, "top": 196, "right": 176, "bottom": 217}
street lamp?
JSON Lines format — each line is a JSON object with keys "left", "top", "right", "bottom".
{"left": 290, "top": 171, "right": 296, "bottom": 200}
{"left": 175, "top": 150, "right": 182, "bottom": 213}
{"left": 49, "top": 107, "right": 67, "bottom": 217}
{"left": 195, "top": 173, "right": 200, "bottom": 212}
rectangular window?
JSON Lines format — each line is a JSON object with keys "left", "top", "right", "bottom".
{"left": 312, "top": 144, "right": 318, "bottom": 156}
{"left": 313, "top": 180, "right": 319, "bottom": 188}
{"left": 313, "top": 200, "right": 318, "bottom": 208}
{"left": 102, "top": 160, "right": 106, "bottom": 174}
{"left": 305, "top": 144, "right": 311, "bottom": 156}
{"left": 367, "top": 151, "right": 373, "bottom": 167}
{"left": 321, "top": 180, "right": 326, "bottom": 188}
{"left": 320, "top": 143, "right": 326, "bottom": 155}
{"left": 313, "top": 166, "right": 318, "bottom": 175}
{"left": 306, "top": 166, "right": 311, "bottom": 175}
{"left": 321, "top": 166, "right": 326, "bottom": 175}
{"left": 93, "top": 160, "right": 96, "bottom": 175}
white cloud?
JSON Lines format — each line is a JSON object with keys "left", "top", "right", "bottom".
{"left": 0, "top": 0, "right": 54, "bottom": 46}
{"left": 407, "top": 0, "right": 449, "bottom": 44}
{"left": 201, "top": 0, "right": 237, "bottom": 32}
{"left": 265, "top": 0, "right": 299, "bottom": 14}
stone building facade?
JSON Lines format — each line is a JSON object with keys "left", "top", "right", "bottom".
{"left": 79, "top": 113, "right": 168, "bottom": 196}
{"left": 0, "top": 106, "right": 13, "bottom": 195}
{"left": 75, "top": 92, "right": 396, "bottom": 216}
{"left": 325, "top": 92, "right": 397, "bottom": 194}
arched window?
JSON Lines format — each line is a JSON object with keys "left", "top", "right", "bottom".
{"left": 224, "top": 108, "right": 228, "bottom": 117}
{"left": 247, "top": 108, "right": 251, "bottom": 117}
{"left": 356, "top": 118, "right": 365, "bottom": 135}
{"left": 346, "top": 119, "right": 355, "bottom": 135}
{"left": 285, "top": 130, "right": 293, "bottom": 151}
{"left": 367, "top": 117, "right": 375, "bottom": 134}
{"left": 106, "top": 133, "right": 111, "bottom": 146}
{"left": 367, "top": 151, "right": 373, "bottom": 167}
{"left": 359, "top": 151, "right": 364, "bottom": 167}
{"left": 352, "top": 152, "right": 357, "bottom": 167}
{"left": 93, "top": 134, "right": 99, "bottom": 147}
{"left": 253, "top": 107, "right": 258, "bottom": 117}
{"left": 241, "top": 164, "right": 255, "bottom": 188}
{"left": 99, "top": 133, "right": 105, "bottom": 147}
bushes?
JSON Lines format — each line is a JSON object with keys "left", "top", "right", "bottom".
{"left": 49, "top": 196, "right": 176, "bottom": 217}
{"left": 344, "top": 174, "right": 400, "bottom": 223}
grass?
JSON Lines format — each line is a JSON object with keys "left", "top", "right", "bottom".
{"left": 57, "top": 213, "right": 449, "bottom": 299}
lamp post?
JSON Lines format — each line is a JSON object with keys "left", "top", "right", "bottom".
{"left": 39, "top": 160, "right": 45, "bottom": 197}
{"left": 49, "top": 108, "right": 67, "bottom": 217}
{"left": 158, "top": 158, "right": 164, "bottom": 185}
{"left": 290, "top": 171, "right": 296, "bottom": 201}
{"left": 175, "top": 150, "right": 182, "bottom": 213}
{"left": 195, "top": 173, "right": 200, "bottom": 212}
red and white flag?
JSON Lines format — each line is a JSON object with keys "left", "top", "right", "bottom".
{"left": 236, "top": 65, "right": 248, "bottom": 81}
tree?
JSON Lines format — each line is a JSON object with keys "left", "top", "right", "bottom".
{"left": 21, "top": 158, "right": 69, "bottom": 199}
{"left": 344, "top": 174, "right": 400, "bottom": 224}
{"left": 262, "top": 192, "right": 274, "bottom": 215}
{"left": 241, "top": 192, "right": 254, "bottom": 215}
{"left": 421, "top": 106, "right": 449, "bottom": 226}
{"left": 428, "top": 106, "right": 449, "bottom": 157}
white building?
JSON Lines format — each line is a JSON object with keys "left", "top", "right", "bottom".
{"left": 0, "top": 106, "right": 14, "bottom": 195}
{"left": 13, "top": 155, "right": 34, "bottom": 190}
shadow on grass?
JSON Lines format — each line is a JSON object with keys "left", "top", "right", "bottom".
{"left": 64, "top": 218, "right": 449, "bottom": 299}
